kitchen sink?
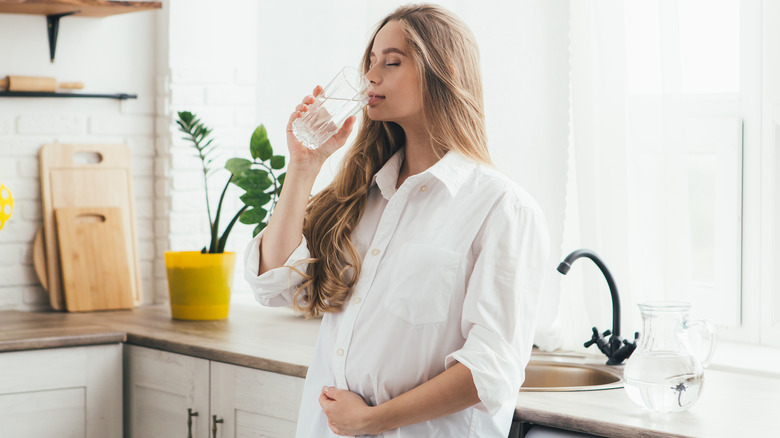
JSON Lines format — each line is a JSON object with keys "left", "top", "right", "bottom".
{"left": 520, "top": 355, "right": 624, "bottom": 392}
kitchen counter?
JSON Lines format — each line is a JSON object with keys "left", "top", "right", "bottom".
{"left": 0, "top": 303, "right": 321, "bottom": 378}
{"left": 0, "top": 310, "right": 125, "bottom": 352}
{"left": 2, "top": 304, "right": 779, "bottom": 438}
{"left": 515, "top": 366, "right": 780, "bottom": 437}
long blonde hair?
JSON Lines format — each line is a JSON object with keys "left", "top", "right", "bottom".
{"left": 293, "top": 4, "right": 491, "bottom": 318}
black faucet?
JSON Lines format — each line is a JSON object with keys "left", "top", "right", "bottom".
{"left": 558, "top": 249, "right": 638, "bottom": 365}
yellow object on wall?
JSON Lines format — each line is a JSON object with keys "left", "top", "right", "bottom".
{"left": 0, "top": 185, "right": 13, "bottom": 230}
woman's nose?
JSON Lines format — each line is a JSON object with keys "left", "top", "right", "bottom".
{"left": 365, "top": 65, "right": 379, "bottom": 84}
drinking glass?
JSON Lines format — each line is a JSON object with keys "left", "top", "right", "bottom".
{"left": 291, "top": 66, "right": 369, "bottom": 150}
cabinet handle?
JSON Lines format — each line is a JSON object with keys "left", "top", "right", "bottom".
{"left": 187, "top": 408, "right": 199, "bottom": 438}
{"left": 212, "top": 415, "right": 224, "bottom": 438}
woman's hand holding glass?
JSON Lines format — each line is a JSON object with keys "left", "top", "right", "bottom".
{"left": 258, "top": 85, "right": 356, "bottom": 275}
{"left": 286, "top": 85, "right": 357, "bottom": 175}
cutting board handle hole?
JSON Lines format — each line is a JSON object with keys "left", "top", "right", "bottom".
{"left": 76, "top": 214, "right": 106, "bottom": 223}
{"left": 73, "top": 151, "right": 104, "bottom": 165}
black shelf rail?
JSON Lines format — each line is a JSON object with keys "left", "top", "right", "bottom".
{"left": 0, "top": 91, "right": 137, "bottom": 100}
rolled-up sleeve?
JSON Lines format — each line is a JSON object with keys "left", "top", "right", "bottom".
{"left": 444, "top": 196, "right": 550, "bottom": 415}
{"left": 243, "top": 231, "right": 312, "bottom": 307}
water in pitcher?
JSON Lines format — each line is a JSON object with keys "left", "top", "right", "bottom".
{"left": 623, "top": 351, "right": 704, "bottom": 412}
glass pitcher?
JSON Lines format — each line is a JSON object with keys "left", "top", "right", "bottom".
{"left": 623, "top": 301, "right": 716, "bottom": 413}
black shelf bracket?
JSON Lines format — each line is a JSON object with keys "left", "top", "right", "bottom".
{"left": 0, "top": 91, "right": 137, "bottom": 100}
{"left": 47, "top": 11, "right": 79, "bottom": 62}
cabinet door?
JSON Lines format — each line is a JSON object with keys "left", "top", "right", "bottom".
{"left": 0, "top": 344, "right": 122, "bottom": 438}
{"left": 211, "top": 361, "right": 305, "bottom": 438}
{"left": 124, "top": 344, "right": 210, "bottom": 438}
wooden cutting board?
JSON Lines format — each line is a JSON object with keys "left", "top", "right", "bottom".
{"left": 55, "top": 207, "right": 134, "bottom": 311}
{"left": 40, "top": 143, "right": 143, "bottom": 310}
{"left": 33, "top": 227, "right": 48, "bottom": 291}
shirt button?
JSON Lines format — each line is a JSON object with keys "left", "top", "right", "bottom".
{"left": 353, "top": 296, "right": 362, "bottom": 304}
{"left": 337, "top": 349, "right": 345, "bottom": 357}
{"left": 371, "top": 249, "right": 381, "bottom": 256}
{"left": 420, "top": 185, "right": 427, "bottom": 192}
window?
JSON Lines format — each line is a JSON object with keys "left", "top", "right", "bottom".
{"left": 567, "top": 0, "right": 772, "bottom": 346}
{"left": 624, "top": 0, "right": 744, "bottom": 329}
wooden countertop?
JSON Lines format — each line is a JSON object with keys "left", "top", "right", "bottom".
{"left": 79, "top": 304, "right": 320, "bottom": 378}
{"left": 2, "top": 304, "right": 779, "bottom": 437}
{"left": 0, "top": 310, "right": 125, "bottom": 352}
{"left": 0, "top": 304, "right": 320, "bottom": 377}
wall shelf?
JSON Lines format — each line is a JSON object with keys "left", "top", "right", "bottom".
{"left": 0, "top": 91, "right": 137, "bottom": 100}
{"left": 0, "top": 0, "right": 162, "bottom": 61}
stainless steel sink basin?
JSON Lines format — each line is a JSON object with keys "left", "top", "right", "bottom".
{"left": 520, "top": 360, "right": 623, "bottom": 392}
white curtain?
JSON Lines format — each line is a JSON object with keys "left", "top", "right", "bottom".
{"left": 556, "top": 0, "right": 744, "bottom": 353}
{"left": 551, "top": 0, "right": 633, "bottom": 352}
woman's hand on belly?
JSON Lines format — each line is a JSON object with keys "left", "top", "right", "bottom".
{"left": 319, "top": 386, "right": 380, "bottom": 436}
{"left": 318, "top": 362, "right": 480, "bottom": 435}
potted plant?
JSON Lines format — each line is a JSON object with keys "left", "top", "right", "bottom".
{"left": 164, "top": 111, "right": 286, "bottom": 320}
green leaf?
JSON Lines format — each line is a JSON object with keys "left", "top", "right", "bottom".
{"left": 270, "top": 155, "right": 286, "bottom": 169}
{"left": 240, "top": 191, "right": 272, "bottom": 207}
{"left": 225, "top": 158, "right": 252, "bottom": 176}
{"left": 178, "top": 111, "right": 194, "bottom": 124}
{"left": 253, "top": 222, "right": 267, "bottom": 237}
{"left": 239, "top": 207, "right": 267, "bottom": 225}
{"left": 250, "top": 125, "right": 272, "bottom": 161}
{"left": 248, "top": 168, "right": 269, "bottom": 178}
{"left": 232, "top": 169, "right": 272, "bottom": 192}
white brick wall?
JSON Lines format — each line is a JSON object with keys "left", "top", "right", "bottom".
{"left": 89, "top": 114, "right": 155, "bottom": 136}
{"left": 157, "top": 0, "right": 261, "bottom": 302}
{"left": 17, "top": 115, "right": 86, "bottom": 135}
{"left": 0, "top": 9, "right": 159, "bottom": 311}
{"left": 0, "top": 0, "right": 262, "bottom": 310}
{"left": 161, "top": 89, "right": 260, "bottom": 289}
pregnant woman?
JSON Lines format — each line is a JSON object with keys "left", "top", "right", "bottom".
{"left": 245, "top": 4, "right": 550, "bottom": 437}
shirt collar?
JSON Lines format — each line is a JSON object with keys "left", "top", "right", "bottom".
{"left": 371, "top": 148, "right": 405, "bottom": 200}
{"left": 371, "top": 148, "right": 476, "bottom": 199}
{"left": 425, "top": 149, "right": 475, "bottom": 197}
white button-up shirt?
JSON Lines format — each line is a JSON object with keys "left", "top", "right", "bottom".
{"left": 244, "top": 149, "right": 550, "bottom": 438}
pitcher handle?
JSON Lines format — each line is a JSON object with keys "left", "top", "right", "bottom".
{"left": 684, "top": 319, "right": 717, "bottom": 367}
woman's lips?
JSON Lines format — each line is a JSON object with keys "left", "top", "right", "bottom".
{"left": 368, "top": 92, "right": 384, "bottom": 106}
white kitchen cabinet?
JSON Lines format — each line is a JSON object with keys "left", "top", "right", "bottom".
{"left": 124, "top": 344, "right": 210, "bottom": 437}
{"left": 211, "top": 360, "right": 305, "bottom": 437}
{"left": 124, "top": 344, "right": 305, "bottom": 438}
{"left": 0, "top": 343, "right": 123, "bottom": 438}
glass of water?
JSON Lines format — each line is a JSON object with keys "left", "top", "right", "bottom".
{"left": 291, "top": 66, "right": 370, "bottom": 150}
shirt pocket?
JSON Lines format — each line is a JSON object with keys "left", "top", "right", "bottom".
{"left": 382, "top": 244, "right": 461, "bottom": 325}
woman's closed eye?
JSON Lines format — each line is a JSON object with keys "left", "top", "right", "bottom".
{"left": 368, "top": 53, "right": 402, "bottom": 70}
{"left": 369, "top": 62, "right": 400, "bottom": 69}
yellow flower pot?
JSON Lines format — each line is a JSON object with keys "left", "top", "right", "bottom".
{"left": 164, "top": 251, "right": 236, "bottom": 320}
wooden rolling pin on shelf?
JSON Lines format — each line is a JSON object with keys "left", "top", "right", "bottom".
{"left": 0, "top": 76, "right": 83, "bottom": 92}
